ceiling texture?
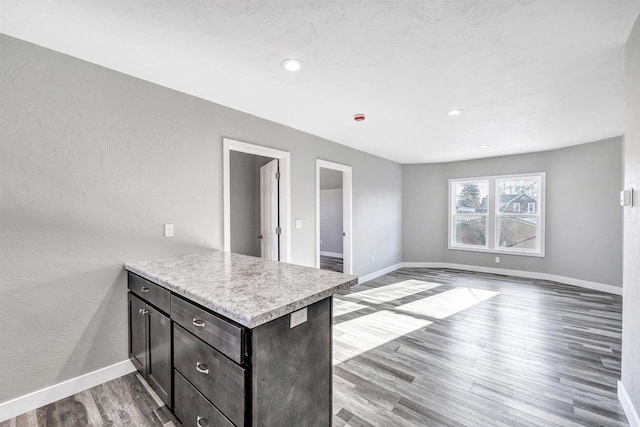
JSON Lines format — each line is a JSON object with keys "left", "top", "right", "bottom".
{"left": 1, "top": 1, "right": 639, "bottom": 163}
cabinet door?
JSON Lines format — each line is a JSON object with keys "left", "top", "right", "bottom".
{"left": 147, "top": 305, "right": 172, "bottom": 408}
{"left": 128, "top": 293, "right": 147, "bottom": 375}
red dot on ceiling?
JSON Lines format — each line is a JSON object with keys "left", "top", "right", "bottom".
{"left": 354, "top": 114, "right": 366, "bottom": 122}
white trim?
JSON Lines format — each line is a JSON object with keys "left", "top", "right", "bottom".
{"left": 316, "top": 159, "right": 353, "bottom": 275}
{"left": 619, "top": 381, "right": 640, "bottom": 427}
{"left": 223, "top": 138, "right": 291, "bottom": 263}
{"left": 0, "top": 360, "right": 135, "bottom": 422}
{"left": 448, "top": 172, "right": 546, "bottom": 257}
{"left": 358, "top": 261, "right": 621, "bottom": 294}
{"left": 320, "top": 251, "right": 344, "bottom": 258}
{"left": 399, "top": 262, "right": 622, "bottom": 295}
{"left": 358, "top": 263, "right": 404, "bottom": 284}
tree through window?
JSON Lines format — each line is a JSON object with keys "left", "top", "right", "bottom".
{"left": 449, "top": 173, "right": 545, "bottom": 256}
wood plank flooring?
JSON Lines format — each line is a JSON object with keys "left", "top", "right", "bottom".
{"left": 333, "top": 268, "right": 626, "bottom": 427}
{"left": 0, "top": 373, "right": 179, "bottom": 427}
{"left": 1, "top": 268, "right": 626, "bottom": 426}
{"left": 321, "top": 255, "right": 344, "bottom": 273}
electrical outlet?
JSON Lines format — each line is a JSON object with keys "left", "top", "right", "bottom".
{"left": 320, "top": 239, "right": 323, "bottom": 245}
{"left": 295, "top": 219, "right": 303, "bottom": 229}
{"left": 495, "top": 256, "right": 500, "bottom": 263}
{"left": 164, "top": 224, "right": 174, "bottom": 238}
{"left": 371, "top": 255, "right": 375, "bottom": 263}
{"left": 290, "top": 308, "right": 307, "bottom": 328}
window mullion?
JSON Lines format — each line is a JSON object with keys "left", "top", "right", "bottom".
{"left": 488, "top": 178, "right": 496, "bottom": 251}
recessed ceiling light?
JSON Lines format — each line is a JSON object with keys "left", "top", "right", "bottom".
{"left": 447, "top": 109, "right": 464, "bottom": 116}
{"left": 480, "top": 145, "right": 490, "bottom": 149}
{"left": 281, "top": 58, "right": 303, "bottom": 72}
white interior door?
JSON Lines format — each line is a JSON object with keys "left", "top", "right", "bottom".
{"left": 260, "top": 159, "right": 279, "bottom": 261}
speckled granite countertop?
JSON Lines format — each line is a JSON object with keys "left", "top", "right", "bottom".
{"left": 124, "top": 250, "right": 358, "bottom": 328}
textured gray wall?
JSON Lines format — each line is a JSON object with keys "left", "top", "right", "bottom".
{"left": 230, "top": 151, "right": 259, "bottom": 257}
{"left": 320, "top": 189, "right": 343, "bottom": 255}
{"left": 0, "top": 35, "right": 402, "bottom": 402}
{"left": 622, "top": 14, "right": 640, "bottom": 414}
{"left": 403, "top": 138, "right": 623, "bottom": 287}
{"left": 320, "top": 168, "right": 342, "bottom": 190}
{"left": 229, "top": 152, "right": 272, "bottom": 258}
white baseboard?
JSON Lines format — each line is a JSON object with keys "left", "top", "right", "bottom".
{"left": 619, "top": 381, "right": 640, "bottom": 427}
{"left": 320, "top": 251, "right": 344, "bottom": 258}
{"left": 399, "top": 262, "right": 622, "bottom": 295}
{"left": 358, "top": 263, "right": 404, "bottom": 284}
{"left": 359, "top": 261, "right": 621, "bottom": 295}
{"left": 0, "top": 359, "right": 136, "bottom": 422}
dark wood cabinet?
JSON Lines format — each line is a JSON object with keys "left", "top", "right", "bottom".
{"left": 128, "top": 292, "right": 172, "bottom": 408}
{"left": 146, "top": 303, "right": 172, "bottom": 406}
{"left": 128, "top": 293, "right": 147, "bottom": 374}
{"left": 127, "top": 271, "right": 333, "bottom": 426}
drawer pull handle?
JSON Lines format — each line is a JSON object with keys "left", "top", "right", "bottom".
{"left": 140, "top": 287, "right": 149, "bottom": 292}
{"left": 196, "top": 416, "right": 208, "bottom": 427}
{"left": 192, "top": 318, "right": 205, "bottom": 328}
{"left": 139, "top": 308, "right": 149, "bottom": 315}
{"left": 196, "top": 363, "right": 209, "bottom": 375}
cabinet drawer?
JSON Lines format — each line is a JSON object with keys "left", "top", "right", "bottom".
{"left": 171, "top": 295, "right": 244, "bottom": 364}
{"left": 128, "top": 273, "right": 170, "bottom": 314}
{"left": 174, "top": 325, "right": 246, "bottom": 427}
{"left": 174, "top": 371, "right": 235, "bottom": 427}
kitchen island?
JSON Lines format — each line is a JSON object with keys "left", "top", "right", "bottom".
{"left": 124, "top": 250, "right": 357, "bottom": 427}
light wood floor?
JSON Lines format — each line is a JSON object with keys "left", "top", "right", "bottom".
{"left": 333, "top": 268, "right": 626, "bottom": 427}
{"left": 321, "top": 255, "right": 344, "bottom": 273}
{"left": 1, "top": 268, "right": 626, "bottom": 426}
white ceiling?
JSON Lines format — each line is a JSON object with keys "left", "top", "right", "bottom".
{"left": 1, "top": 1, "right": 638, "bottom": 163}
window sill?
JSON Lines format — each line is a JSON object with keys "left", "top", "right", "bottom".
{"left": 447, "top": 245, "right": 545, "bottom": 258}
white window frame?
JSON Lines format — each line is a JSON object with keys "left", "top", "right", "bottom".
{"left": 448, "top": 172, "right": 545, "bottom": 257}
{"left": 449, "top": 179, "right": 490, "bottom": 250}
{"left": 528, "top": 202, "right": 536, "bottom": 213}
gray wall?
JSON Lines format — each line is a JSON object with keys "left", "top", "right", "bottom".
{"left": 229, "top": 151, "right": 272, "bottom": 257}
{"left": 622, "top": 14, "right": 640, "bottom": 414}
{"left": 320, "top": 189, "right": 343, "bottom": 255}
{"left": 0, "top": 35, "right": 403, "bottom": 403}
{"left": 403, "top": 137, "right": 624, "bottom": 287}
{"left": 320, "top": 168, "right": 342, "bottom": 190}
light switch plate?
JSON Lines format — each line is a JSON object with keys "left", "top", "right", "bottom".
{"left": 295, "top": 219, "right": 303, "bottom": 229}
{"left": 164, "top": 223, "right": 174, "bottom": 237}
{"left": 290, "top": 307, "right": 307, "bottom": 328}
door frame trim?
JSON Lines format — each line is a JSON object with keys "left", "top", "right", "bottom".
{"left": 316, "top": 159, "right": 353, "bottom": 275}
{"left": 223, "top": 138, "right": 291, "bottom": 263}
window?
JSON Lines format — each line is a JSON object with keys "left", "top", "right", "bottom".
{"left": 449, "top": 173, "right": 545, "bottom": 256}
{"left": 451, "top": 180, "right": 489, "bottom": 248}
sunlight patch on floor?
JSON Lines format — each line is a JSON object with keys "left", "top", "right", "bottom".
{"left": 333, "top": 299, "right": 369, "bottom": 316}
{"left": 342, "top": 279, "right": 442, "bottom": 304}
{"left": 396, "top": 287, "right": 500, "bottom": 320}
{"left": 333, "top": 310, "right": 432, "bottom": 364}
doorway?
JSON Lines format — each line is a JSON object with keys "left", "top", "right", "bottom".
{"left": 316, "top": 159, "right": 353, "bottom": 275}
{"left": 223, "top": 138, "right": 291, "bottom": 262}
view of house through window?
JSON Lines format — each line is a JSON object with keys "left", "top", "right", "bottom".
{"left": 449, "top": 173, "right": 545, "bottom": 256}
